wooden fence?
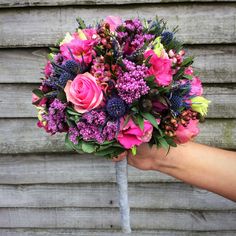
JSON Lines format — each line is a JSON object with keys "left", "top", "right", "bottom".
{"left": 0, "top": 0, "right": 235, "bottom": 235}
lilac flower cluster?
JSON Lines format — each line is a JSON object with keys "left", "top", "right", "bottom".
{"left": 117, "top": 18, "right": 154, "bottom": 55}
{"left": 82, "top": 110, "right": 106, "bottom": 126}
{"left": 68, "top": 110, "right": 118, "bottom": 144}
{"left": 43, "top": 99, "right": 67, "bottom": 134}
{"left": 77, "top": 121, "right": 105, "bottom": 143}
{"left": 116, "top": 59, "right": 150, "bottom": 104}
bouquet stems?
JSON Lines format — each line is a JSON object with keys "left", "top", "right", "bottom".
{"left": 115, "top": 158, "right": 132, "bottom": 233}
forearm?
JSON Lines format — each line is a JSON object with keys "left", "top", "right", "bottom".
{"left": 154, "top": 142, "right": 236, "bottom": 201}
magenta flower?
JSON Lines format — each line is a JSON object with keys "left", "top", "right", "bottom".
{"left": 44, "top": 61, "right": 53, "bottom": 78}
{"left": 190, "top": 76, "right": 203, "bottom": 96}
{"left": 144, "top": 49, "right": 173, "bottom": 86}
{"left": 60, "top": 38, "right": 95, "bottom": 64}
{"left": 174, "top": 119, "right": 199, "bottom": 144}
{"left": 117, "top": 118, "right": 153, "bottom": 149}
{"left": 104, "top": 15, "right": 122, "bottom": 32}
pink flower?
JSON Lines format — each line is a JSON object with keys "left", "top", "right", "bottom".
{"left": 44, "top": 61, "right": 53, "bottom": 78}
{"left": 190, "top": 76, "right": 203, "bottom": 96}
{"left": 64, "top": 72, "right": 103, "bottom": 113}
{"left": 60, "top": 38, "right": 95, "bottom": 64}
{"left": 174, "top": 119, "right": 199, "bottom": 144}
{"left": 104, "top": 15, "right": 122, "bottom": 32}
{"left": 60, "top": 30, "right": 98, "bottom": 64}
{"left": 184, "top": 66, "right": 194, "bottom": 75}
{"left": 144, "top": 49, "right": 173, "bottom": 86}
{"left": 117, "top": 118, "right": 153, "bottom": 149}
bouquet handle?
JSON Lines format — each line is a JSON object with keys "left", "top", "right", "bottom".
{"left": 115, "top": 158, "right": 132, "bottom": 233}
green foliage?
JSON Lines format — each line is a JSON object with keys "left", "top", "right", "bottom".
{"left": 76, "top": 16, "right": 86, "bottom": 29}
{"left": 32, "top": 89, "right": 44, "bottom": 98}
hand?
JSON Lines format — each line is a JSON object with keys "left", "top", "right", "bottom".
{"left": 112, "top": 143, "right": 168, "bottom": 170}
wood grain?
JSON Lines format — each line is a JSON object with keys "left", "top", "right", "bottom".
{"left": 0, "top": 208, "right": 236, "bottom": 230}
{"left": 0, "top": 46, "right": 235, "bottom": 83}
{"left": 0, "top": 153, "right": 175, "bottom": 184}
{"left": 0, "top": 183, "right": 234, "bottom": 209}
{"left": 1, "top": 229, "right": 236, "bottom": 236}
{"left": 0, "top": 4, "right": 236, "bottom": 47}
{"left": 0, "top": 118, "right": 235, "bottom": 154}
{"left": 1, "top": 0, "right": 236, "bottom": 8}
{"left": 0, "top": 84, "right": 235, "bottom": 118}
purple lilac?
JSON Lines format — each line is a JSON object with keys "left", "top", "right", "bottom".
{"left": 116, "top": 59, "right": 150, "bottom": 104}
{"left": 43, "top": 99, "right": 67, "bottom": 134}
{"left": 102, "top": 121, "right": 118, "bottom": 141}
{"left": 77, "top": 121, "right": 105, "bottom": 144}
{"left": 82, "top": 110, "right": 106, "bottom": 126}
{"left": 117, "top": 18, "right": 154, "bottom": 55}
{"left": 68, "top": 127, "right": 80, "bottom": 144}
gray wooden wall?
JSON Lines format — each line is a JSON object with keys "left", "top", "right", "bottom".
{"left": 0, "top": 0, "right": 236, "bottom": 235}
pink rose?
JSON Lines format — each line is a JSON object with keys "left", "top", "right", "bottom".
{"left": 144, "top": 49, "right": 173, "bottom": 86}
{"left": 174, "top": 119, "right": 199, "bottom": 144}
{"left": 104, "top": 16, "right": 122, "bottom": 32}
{"left": 64, "top": 72, "right": 103, "bottom": 113}
{"left": 190, "top": 76, "right": 203, "bottom": 96}
{"left": 117, "top": 118, "right": 153, "bottom": 149}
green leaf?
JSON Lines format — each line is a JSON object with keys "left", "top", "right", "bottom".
{"left": 95, "top": 147, "right": 124, "bottom": 157}
{"left": 131, "top": 146, "right": 137, "bottom": 156}
{"left": 57, "top": 90, "right": 67, "bottom": 103}
{"left": 158, "top": 137, "right": 170, "bottom": 149}
{"left": 141, "top": 112, "right": 159, "bottom": 129}
{"left": 49, "top": 47, "right": 60, "bottom": 53}
{"left": 165, "top": 136, "right": 177, "bottom": 147}
{"left": 145, "top": 75, "right": 155, "bottom": 82}
{"left": 76, "top": 16, "right": 86, "bottom": 29}
{"left": 66, "top": 107, "right": 81, "bottom": 116}
{"left": 81, "top": 142, "right": 96, "bottom": 153}
{"left": 181, "top": 56, "right": 194, "bottom": 67}
{"left": 137, "top": 115, "right": 144, "bottom": 130}
{"left": 32, "top": 89, "right": 44, "bottom": 98}
{"left": 182, "top": 74, "right": 193, "bottom": 80}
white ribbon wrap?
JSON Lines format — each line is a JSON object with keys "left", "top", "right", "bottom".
{"left": 115, "top": 158, "right": 132, "bottom": 233}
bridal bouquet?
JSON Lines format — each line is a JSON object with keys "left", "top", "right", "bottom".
{"left": 32, "top": 16, "right": 210, "bottom": 233}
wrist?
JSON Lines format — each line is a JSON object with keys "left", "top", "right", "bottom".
{"left": 151, "top": 145, "right": 184, "bottom": 174}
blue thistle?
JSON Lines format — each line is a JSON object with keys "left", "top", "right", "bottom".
{"left": 63, "top": 60, "right": 79, "bottom": 75}
{"left": 58, "top": 72, "right": 75, "bottom": 88}
{"left": 161, "top": 31, "right": 174, "bottom": 44}
{"left": 169, "top": 94, "right": 183, "bottom": 111}
{"left": 43, "top": 77, "right": 58, "bottom": 90}
{"left": 106, "top": 97, "right": 126, "bottom": 118}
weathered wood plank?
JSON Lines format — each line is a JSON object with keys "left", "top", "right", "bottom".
{"left": 1, "top": 46, "right": 235, "bottom": 83}
{"left": 0, "top": 118, "right": 235, "bottom": 154}
{"left": 1, "top": 0, "right": 236, "bottom": 8}
{"left": 0, "top": 4, "right": 236, "bottom": 47}
{"left": 1, "top": 84, "right": 235, "bottom": 118}
{"left": 1, "top": 229, "right": 236, "bottom": 236}
{"left": 0, "top": 208, "right": 236, "bottom": 230}
{"left": 0, "top": 153, "right": 176, "bottom": 183}
{"left": 0, "top": 183, "right": 234, "bottom": 209}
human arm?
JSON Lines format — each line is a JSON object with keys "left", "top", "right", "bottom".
{"left": 113, "top": 142, "right": 236, "bottom": 202}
